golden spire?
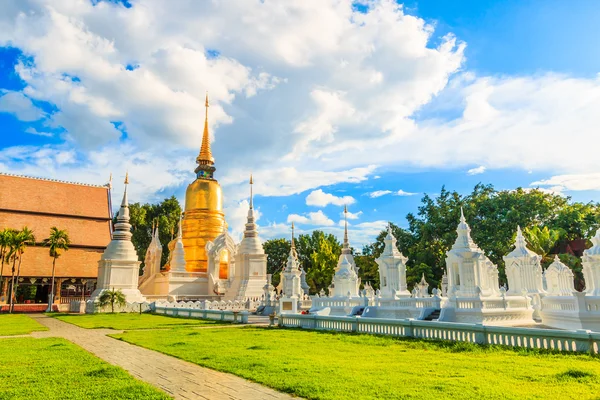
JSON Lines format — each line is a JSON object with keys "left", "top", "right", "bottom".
{"left": 197, "top": 93, "right": 214, "bottom": 166}
{"left": 124, "top": 171, "right": 129, "bottom": 185}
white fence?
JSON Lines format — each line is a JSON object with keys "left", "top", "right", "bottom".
{"left": 154, "top": 304, "right": 249, "bottom": 323}
{"left": 279, "top": 314, "right": 600, "bottom": 353}
{"left": 155, "top": 299, "right": 260, "bottom": 311}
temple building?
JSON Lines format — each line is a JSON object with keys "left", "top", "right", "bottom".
{"left": 139, "top": 95, "right": 267, "bottom": 301}
{"left": 0, "top": 173, "right": 111, "bottom": 308}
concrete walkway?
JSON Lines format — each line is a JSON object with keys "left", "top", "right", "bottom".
{"left": 26, "top": 315, "right": 294, "bottom": 400}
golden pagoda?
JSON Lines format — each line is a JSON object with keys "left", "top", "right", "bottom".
{"left": 181, "top": 94, "right": 228, "bottom": 277}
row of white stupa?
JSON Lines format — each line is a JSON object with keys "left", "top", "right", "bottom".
{"left": 87, "top": 178, "right": 268, "bottom": 312}
{"left": 279, "top": 208, "right": 600, "bottom": 330}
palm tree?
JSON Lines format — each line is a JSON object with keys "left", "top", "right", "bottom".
{"left": 43, "top": 227, "right": 70, "bottom": 312}
{"left": 523, "top": 226, "right": 563, "bottom": 265}
{"left": 9, "top": 227, "right": 35, "bottom": 313}
{"left": 97, "top": 288, "right": 127, "bottom": 313}
{"left": 0, "top": 229, "right": 14, "bottom": 303}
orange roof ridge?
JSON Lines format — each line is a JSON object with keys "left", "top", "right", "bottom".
{"left": 0, "top": 172, "right": 109, "bottom": 189}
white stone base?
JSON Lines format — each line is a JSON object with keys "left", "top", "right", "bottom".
{"left": 139, "top": 271, "right": 212, "bottom": 301}
{"left": 280, "top": 296, "right": 299, "bottom": 314}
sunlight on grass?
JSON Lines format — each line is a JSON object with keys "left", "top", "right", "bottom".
{"left": 0, "top": 337, "right": 169, "bottom": 399}
{"left": 53, "top": 313, "right": 225, "bottom": 330}
{"left": 0, "top": 314, "right": 48, "bottom": 336}
{"left": 113, "top": 326, "right": 600, "bottom": 400}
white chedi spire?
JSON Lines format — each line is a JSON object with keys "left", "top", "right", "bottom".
{"left": 582, "top": 228, "right": 600, "bottom": 295}
{"left": 450, "top": 207, "right": 480, "bottom": 252}
{"left": 333, "top": 255, "right": 359, "bottom": 298}
{"left": 382, "top": 223, "right": 404, "bottom": 258}
{"left": 91, "top": 173, "right": 146, "bottom": 306}
{"left": 238, "top": 174, "right": 264, "bottom": 255}
{"left": 170, "top": 213, "right": 187, "bottom": 272}
{"left": 506, "top": 226, "right": 538, "bottom": 258}
{"left": 102, "top": 173, "right": 137, "bottom": 260}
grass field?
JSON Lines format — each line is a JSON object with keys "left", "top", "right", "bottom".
{"left": 0, "top": 337, "right": 169, "bottom": 399}
{"left": 113, "top": 326, "right": 600, "bottom": 400}
{"left": 0, "top": 314, "right": 48, "bottom": 336}
{"left": 53, "top": 313, "right": 224, "bottom": 330}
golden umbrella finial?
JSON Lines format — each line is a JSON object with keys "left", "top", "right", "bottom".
{"left": 124, "top": 171, "right": 129, "bottom": 185}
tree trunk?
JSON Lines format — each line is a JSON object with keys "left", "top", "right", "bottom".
{"left": 111, "top": 297, "right": 115, "bottom": 313}
{"left": 49, "top": 257, "right": 57, "bottom": 312}
{"left": 0, "top": 248, "right": 5, "bottom": 303}
{"left": 9, "top": 258, "right": 16, "bottom": 314}
{"left": 14, "top": 253, "right": 23, "bottom": 309}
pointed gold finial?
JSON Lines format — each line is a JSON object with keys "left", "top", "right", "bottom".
{"left": 108, "top": 172, "right": 113, "bottom": 189}
{"left": 124, "top": 171, "right": 129, "bottom": 185}
{"left": 197, "top": 92, "right": 214, "bottom": 166}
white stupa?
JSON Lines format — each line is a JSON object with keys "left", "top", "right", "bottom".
{"left": 330, "top": 206, "right": 360, "bottom": 298}
{"left": 504, "top": 226, "right": 544, "bottom": 295}
{"left": 445, "top": 208, "right": 500, "bottom": 298}
{"left": 376, "top": 224, "right": 410, "bottom": 298}
{"left": 170, "top": 213, "right": 187, "bottom": 273}
{"left": 89, "top": 173, "right": 146, "bottom": 309}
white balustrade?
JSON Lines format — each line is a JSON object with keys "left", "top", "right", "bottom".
{"left": 278, "top": 314, "right": 600, "bottom": 354}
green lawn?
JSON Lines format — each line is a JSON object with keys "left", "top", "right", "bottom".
{"left": 113, "top": 326, "right": 600, "bottom": 400}
{"left": 0, "top": 314, "right": 48, "bottom": 336}
{"left": 0, "top": 337, "right": 169, "bottom": 399}
{"left": 53, "top": 313, "right": 224, "bottom": 330}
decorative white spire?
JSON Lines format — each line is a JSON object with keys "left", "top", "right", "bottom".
{"left": 112, "top": 174, "right": 132, "bottom": 241}
{"left": 238, "top": 175, "right": 264, "bottom": 255}
{"left": 249, "top": 174, "right": 253, "bottom": 209}
{"left": 342, "top": 205, "right": 351, "bottom": 255}
{"left": 507, "top": 226, "right": 538, "bottom": 258}
{"left": 450, "top": 207, "right": 480, "bottom": 252}
{"left": 170, "top": 213, "right": 187, "bottom": 272}
{"left": 382, "top": 222, "right": 403, "bottom": 257}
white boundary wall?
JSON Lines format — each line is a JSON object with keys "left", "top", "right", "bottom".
{"left": 279, "top": 314, "right": 600, "bottom": 353}
{"left": 154, "top": 304, "right": 249, "bottom": 323}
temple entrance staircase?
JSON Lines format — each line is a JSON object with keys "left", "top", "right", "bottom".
{"left": 423, "top": 309, "right": 441, "bottom": 321}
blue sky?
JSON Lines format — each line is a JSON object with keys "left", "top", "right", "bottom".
{"left": 1, "top": 0, "right": 600, "bottom": 247}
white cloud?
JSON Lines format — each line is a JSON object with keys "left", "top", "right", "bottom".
{"left": 24, "top": 127, "right": 53, "bottom": 137}
{"left": 467, "top": 166, "right": 486, "bottom": 175}
{"left": 396, "top": 189, "right": 417, "bottom": 196}
{"left": 368, "top": 190, "right": 392, "bottom": 198}
{"left": 531, "top": 173, "right": 600, "bottom": 192}
{"left": 305, "top": 189, "right": 355, "bottom": 207}
{"left": 287, "top": 210, "right": 334, "bottom": 226}
{"left": 0, "top": 91, "right": 44, "bottom": 121}
{"left": 343, "top": 210, "right": 363, "bottom": 220}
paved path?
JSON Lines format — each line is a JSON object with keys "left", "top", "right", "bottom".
{"left": 26, "top": 315, "right": 294, "bottom": 400}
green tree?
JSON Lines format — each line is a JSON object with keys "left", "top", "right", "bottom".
{"left": 306, "top": 235, "right": 339, "bottom": 294}
{"left": 127, "top": 196, "right": 183, "bottom": 273}
{"left": 96, "top": 288, "right": 127, "bottom": 313}
{"left": 523, "top": 226, "right": 563, "bottom": 264}
{"left": 262, "top": 238, "right": 290, "bottom": 287}
{"left": 43, "top": 227, "right": 70, "bottom": 311}
{"left": 9, "top": 228, "right": 35, "bottom": 313}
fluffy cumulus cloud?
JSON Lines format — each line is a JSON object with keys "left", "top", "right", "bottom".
{"left": 287, "top": 210, "right": 335, "bottom": 226}
{"left": 305, "top": 189, "right": 355, "bottom": 207}
{"left": 1, "top": 0, "right": 599, "bottom": 243}
{"left": 369, "top": 189, "right": 415, "bottom": 198}
{"left": 467, "top": 166, "right": 486, "bottom": 175}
